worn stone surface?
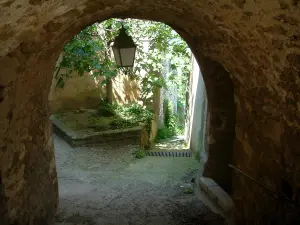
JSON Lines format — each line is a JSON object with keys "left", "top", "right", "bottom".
{"left": 53, "top": 134, "right": 225, "bottom": 225}
{"left": 0, "top": 0, "right": 300, "bottom": 224}
{"left": 51, "top": 116, "right": 143, "bottom": 147}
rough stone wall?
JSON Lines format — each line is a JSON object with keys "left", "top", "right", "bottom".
{"left": 49, "top": 71, "right": 139, "bottom": 113}
{"left": 112, "top": 73, "right": 140, "bottom": 104}
{"left": 0, "top": 53, "right": 59, "bottom": 225}
{"left": 49, "top": 71, "right": 105, "bottom": 113}
{"left": 0, "top": 0, "right": 300, "bottom": 224}
{"left": 49, "top": 54, "right": 139, "bottom": 113}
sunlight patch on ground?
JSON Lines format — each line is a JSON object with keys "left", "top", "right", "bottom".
{"left": 154, "top": 138, "right": 189, "bottom": 151}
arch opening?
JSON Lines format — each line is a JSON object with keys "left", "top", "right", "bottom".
{"left": 47, "top": 18, "right": 231, "bottom": 225}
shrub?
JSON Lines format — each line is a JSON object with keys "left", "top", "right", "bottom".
{"left": 183, "top": 187, "right": 194, "bottom": 194}
{"left": 135, "top": 148, "right": 146, "bottom": 159}
{"left": 157, "top": 100, "right": 182, "bottom": 140}
{"left": 97, "top": 102, "right": 153, "bottom": 127}
{"left": 195, "top": 151, "right": 201, "bottom": 162}
{"left": 157, "top": 127, "right": 173, "bottom": 140}
{"left": 97, "top": 102, "right": 116, "bottom": 117}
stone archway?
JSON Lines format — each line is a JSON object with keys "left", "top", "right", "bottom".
{"left": 1, "top": 1, "right": 300, "bottom": 225}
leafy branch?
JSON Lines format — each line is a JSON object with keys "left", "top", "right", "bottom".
{"left": 55, "top": 18, "right": 191, "bottom": 106}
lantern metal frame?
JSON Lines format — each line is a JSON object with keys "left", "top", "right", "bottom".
{"left": 112, "top": 25, "right": 137, "bottom": 68}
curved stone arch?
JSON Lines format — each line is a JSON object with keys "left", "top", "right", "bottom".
{"left": 47, "top": 9, "right": 235, "bottom": 193}
{"left": 0, "top": 11, "right": 235, "bottom": 224}
{"left": 1, "top": 1, "right": 300, "bottom": 224}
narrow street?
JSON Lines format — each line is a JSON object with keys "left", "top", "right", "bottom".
{"left": 53, "top": 134, "right": 226, "bottom": 225}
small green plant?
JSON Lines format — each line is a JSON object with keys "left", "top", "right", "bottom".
{"left": 184, "top": 142, "right": 189, "bottom": 148}
{"left": 80, "top": 101, "right": 156, "bottom": 137}
{"left": 183, "top": 187, "right": 194, "bottom": 194}
{"left": 96, "top": 102, "right": 153, "bottom": 127}
{"left": 125, "top": 102, "right": 144, "bottom": 115}
{"left": 135, "top": 148, "right": 146, "bottom": 159}
{"left": 95, "top": 102, "right": 154, "bottom": 147}
{"left": 157, "top": 127, "right": 173, "bottom": 140}
{"left": 195, "top": 151, "right": 201, "bottom": 162}
{"left": 157, "top": 100, "right": 182, "bottom": 141}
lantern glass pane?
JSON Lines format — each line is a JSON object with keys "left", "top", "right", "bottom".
{"left": 120, "top": 47, "right": 136, "bottom": 67}
{"left": 112, "top": 47, "right": 121, "bottom": 66}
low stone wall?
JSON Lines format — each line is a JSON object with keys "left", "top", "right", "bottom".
{"left": 51, "top": 116, "right": 143, "bottom": 147}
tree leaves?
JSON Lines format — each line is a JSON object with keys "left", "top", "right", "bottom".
{"left": 55, "top": 23, "right": 117, "bottom": 88}
{"left": 55, "top": 18, "right": 191, "bottom": 107}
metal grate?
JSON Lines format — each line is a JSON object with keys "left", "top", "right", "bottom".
{"left": 145, "top": 151, "right": 192, "bottom": 157}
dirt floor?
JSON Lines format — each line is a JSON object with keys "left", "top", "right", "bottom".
{"left": 53, "top": 134, "right": 226, "bottom": 225}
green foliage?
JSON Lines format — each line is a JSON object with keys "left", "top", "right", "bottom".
{"left": 164, "top": 100, "right": 177, "bottom": 134}
{"left": 184, "top": 142, "right": 189, "bottom": 148}
{"left": 134, "top": 148, "right": 146, "bottom": 159}
{"left": 97, "top": 102, "right": 116, "bottom": 117}
{"left": 115, "top": 103, "right": 154, "bottom": 148}
{"left": 55, "top": 23, "right": 118, "bottom": 88}
{"left": 124, "top": 19, "right": 191, "bottom": 103}
{"left": 157, "top": 100, "right": 183, "bottom": 140}
{"left": 96, "top": 102, "right": 153, "bottom": 128}
{"left": 118, "top": 102, "right": 145, "bottom": 115}
{"left": 195, "top": 151, "right": 201, "bottom": 162}
{"left": 55, "top": 19, "right": 191, "bottom": 109}
{"left": 183, "top": 187, "right": 194, "bottom": 194}
{"left": 140, "top": 74, "right": 167, "bottom": 102}
{"left": 157, "top": 127, "right": 174, "bottom": 140}
{"left": 114, "top": 103, "right": 153, "bottom": 124}
{"left": 87, "top": 102, "right": 154, "bottom": 132}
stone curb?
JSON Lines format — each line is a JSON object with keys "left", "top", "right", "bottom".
{"left": 50, "top": 115, "right": 142, "bottom": 147}
{"left": 51, "top": 116, "right": 143, "bottom": 139}
{"left": 196, "top": 176, "right": 235, "bottom": 225}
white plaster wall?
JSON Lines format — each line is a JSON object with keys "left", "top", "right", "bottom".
{"left": 185, "top": 56, "right": 207, "bottom": 154}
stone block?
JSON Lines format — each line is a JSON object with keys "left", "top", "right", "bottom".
{"left": 198, "top": 176, "right": 234, "bottom": 219}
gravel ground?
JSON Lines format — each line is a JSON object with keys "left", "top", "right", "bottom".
{"left": 53, "top": 134, "right": 226, "bottom": 225}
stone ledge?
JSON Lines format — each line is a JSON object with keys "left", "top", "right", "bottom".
{"left": 196, "top": 176, "right": 235, "bottom": 224}
{"left": 50, "top": 115, "right": 142, "bottom": 147}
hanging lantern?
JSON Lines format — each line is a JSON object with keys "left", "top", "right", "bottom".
{"left": 112, "top": 26, "right": 137, "bottom": 67}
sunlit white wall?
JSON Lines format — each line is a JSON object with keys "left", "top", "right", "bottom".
{"left": 185, "top": 56, "right": 207, "bottom": 155}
